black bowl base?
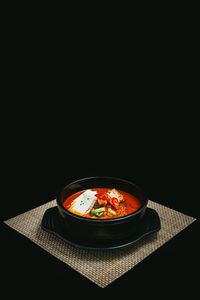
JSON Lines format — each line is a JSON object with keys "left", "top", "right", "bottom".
{"left": 41, "top": 207, "right": 161, "bottom": 250}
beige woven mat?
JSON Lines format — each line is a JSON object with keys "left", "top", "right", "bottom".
{"left": 4, "top": 200, "right": 196, "bottom": 288}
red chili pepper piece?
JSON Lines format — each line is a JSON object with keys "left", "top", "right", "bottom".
{"left": 105, "top": 195, "right": 113, "bottom": 205}
{"left": 112, "top": 197, "right": 119, "bottom": 210}
{"left": 95, "top": 194, "right": 102, "bottom": 199}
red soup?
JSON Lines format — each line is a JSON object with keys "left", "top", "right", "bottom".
{"left": 63, "top": 188, "right": 141, "bottom": 219}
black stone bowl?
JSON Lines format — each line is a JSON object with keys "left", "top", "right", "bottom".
{"left": 56, "top": 177, "right": 148, "bottom": 245}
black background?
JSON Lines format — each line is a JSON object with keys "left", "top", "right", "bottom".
{"left": 1, "top": 5, "right": 199, "bottom": 297}
{"left": 1, "top": 99, "right": 200, "bottom": 297}
{"left": 1, "top": 15, "right": 199, "bottom": 300}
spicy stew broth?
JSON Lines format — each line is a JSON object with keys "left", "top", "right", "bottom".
{"left": 62, "top": 188, "right": 141, "bottom": 219}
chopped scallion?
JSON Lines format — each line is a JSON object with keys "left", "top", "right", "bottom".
{"left": 108, "top": 208, "right": 117, "bottom": 216}
{"left": 91, "top": 207, "right": 105, "bottom": 217}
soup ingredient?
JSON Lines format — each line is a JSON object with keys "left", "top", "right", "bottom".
{"left": 111, "top": 197, "right": 120, "bottom": 210}
{"left": 95, "top": 189, "right": 123, "bottom": 210}
{"left": 63, "top": 188, "right": 141, "bottom": 219}
{"left": 68, "top": 189, "right": 97, "bottom": 216}
{"left": 107, "top": 189, "right": 124, "bottom": 202}
{"left": 91, "top": 207, "right": 105, "bottom": 217}
{"left": 108, "top": 208, "right": 117, "bottom": 216}
{"left": 95, "top": 194, "right": 108, "bottom": 206}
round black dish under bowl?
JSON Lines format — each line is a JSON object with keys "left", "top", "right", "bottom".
{"left": 56, "top": 177, "right": 148, "bottom": 245}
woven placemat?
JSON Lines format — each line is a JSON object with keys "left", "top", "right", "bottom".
{"left": 4, "top": 200, "right": 196, "bottom": 288}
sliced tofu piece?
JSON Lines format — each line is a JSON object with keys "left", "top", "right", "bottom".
{"left": 107, "top": 188, "right": 124, "bottom": 202}
{"left": 68, "top": 189, "right": 97, "bottom": 216}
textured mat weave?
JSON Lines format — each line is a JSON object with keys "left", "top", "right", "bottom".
{"left": 4, "top": 200, "right": 196, "bottom": 288}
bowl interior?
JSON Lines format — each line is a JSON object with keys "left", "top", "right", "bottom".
{"left": 58, "top": 177, "right": 147, "bottom": 209}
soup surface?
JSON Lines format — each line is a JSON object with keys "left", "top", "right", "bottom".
{"left": 63, "top": 188, "right": 141, "bottom": 219}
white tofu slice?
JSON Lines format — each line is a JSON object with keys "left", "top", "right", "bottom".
{"left": 68, "top": 189, "right": 97, "bottom": 216}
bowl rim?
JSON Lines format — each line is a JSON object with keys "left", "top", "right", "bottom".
{"left": 56, "top": 176, "right": 148, "bottom": 223}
